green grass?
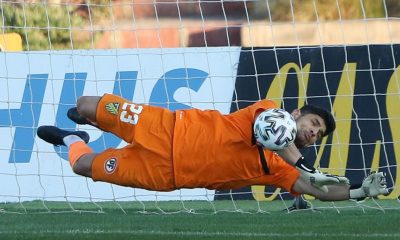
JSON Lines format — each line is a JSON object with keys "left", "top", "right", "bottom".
{"left": 1, "top": 200, "right": 400, "bottom": 240}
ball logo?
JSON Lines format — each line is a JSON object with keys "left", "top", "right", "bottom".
{"left": 253, "top": 108, "right": 297, "bottom": 150}
{"left": 105, "top": 158, "right": 117, "bottom": 174}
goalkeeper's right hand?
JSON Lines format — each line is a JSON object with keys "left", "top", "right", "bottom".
{"left": 296, "top": 157, "right": 349, "bottom": 193}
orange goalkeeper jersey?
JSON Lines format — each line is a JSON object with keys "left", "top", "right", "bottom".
{"left": 173, "top": 100, "right": 300, "bottom": 193}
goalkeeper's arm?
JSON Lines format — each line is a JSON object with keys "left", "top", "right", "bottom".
{"left": 276, "top": 144, "right": 349, "bottom": 192}
{"left": 293, "top": 171, "right": 389, "bottom": 201}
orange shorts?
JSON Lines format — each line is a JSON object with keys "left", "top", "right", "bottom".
{"left": 91, "top": 94, "right": 176, "bottom": 191}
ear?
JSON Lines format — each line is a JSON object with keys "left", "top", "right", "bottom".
{"left": 291, "top": 108, "right": 301, "bottom": 120}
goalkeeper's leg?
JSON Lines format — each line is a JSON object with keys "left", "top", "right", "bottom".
{"left": 72, "top": 94, "right": 135, "bottom": 142}
{"left": 37, "top": 125, "right": 96, "bottom": 177}
{"left": 72, "top": 96, "right": 101, "bottom": 127}
{"left": 36, "top": 125, "right": 175, "bottom": 190}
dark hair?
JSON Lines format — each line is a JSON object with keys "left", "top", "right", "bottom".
{"left": 299, "top": 105, "right": 336, "bottom": 137}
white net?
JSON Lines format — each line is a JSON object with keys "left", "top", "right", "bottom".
{"left": 0, "top": 0, "right": 399, "bottom": 213}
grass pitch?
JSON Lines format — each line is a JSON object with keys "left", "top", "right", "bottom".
{"left": 1, "top": 200, "right": 399, "bottom": 240}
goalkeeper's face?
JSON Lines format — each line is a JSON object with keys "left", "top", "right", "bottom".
{"left": 292, "top": 111, "right": 327, "bottom": 148}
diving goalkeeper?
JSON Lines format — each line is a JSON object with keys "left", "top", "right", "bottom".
{"left": 37, "top": 94, "right": 388, "bottom": 201}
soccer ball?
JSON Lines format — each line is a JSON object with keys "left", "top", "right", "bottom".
{"left": 253, "top": 108, "right": 297, "bottom": 150}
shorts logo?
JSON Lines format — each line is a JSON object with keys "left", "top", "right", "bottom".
{"left": 105, "top": 102, "right": 120, "bottom": 115}
{"left": 105, "top": 158, "right": 117, "bottom": 174}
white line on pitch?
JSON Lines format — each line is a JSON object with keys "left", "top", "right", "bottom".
{"left": 0, "top": 230, "right": 399, "bottom": 238}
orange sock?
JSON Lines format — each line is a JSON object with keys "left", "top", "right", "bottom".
{"left": 68, "top": 141, "right": 93, "bottom": 168}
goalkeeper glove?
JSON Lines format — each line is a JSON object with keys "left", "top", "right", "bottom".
{"left": 350, "top": 171, "right": 389, "bottom": 199}
{"left": 296, "top": 157, "right": 349, "bottom": 193}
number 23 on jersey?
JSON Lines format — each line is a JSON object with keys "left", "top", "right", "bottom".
{"left": 120, "top": 102, "right": 143, "bottom": 125}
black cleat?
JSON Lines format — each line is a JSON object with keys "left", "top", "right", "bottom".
{"left": 37, "top": 125, "right": 90, "bottom": 146}
{"left": 67, "top": 107, "right": 93, "bottom": 125}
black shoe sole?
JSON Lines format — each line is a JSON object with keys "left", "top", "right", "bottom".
{"left": 37, "top": 125, "right": 90, "bottom": 146}
{"left": 67, "top": 107, "right": 92, "bottom": 125}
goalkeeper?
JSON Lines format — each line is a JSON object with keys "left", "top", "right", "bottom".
{"left": 37, "top": 94, "right": 388, "bottom": 201}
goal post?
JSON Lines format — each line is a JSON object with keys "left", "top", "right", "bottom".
{"left": 0, "top": 0, "right": 399, "bottom": 213}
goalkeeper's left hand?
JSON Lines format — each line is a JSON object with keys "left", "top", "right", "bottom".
{"left": 350, "top": 172, "right": 389, "bottom": 199}
{"left": 361, "top": 171, "right": 389, "bottom": 197}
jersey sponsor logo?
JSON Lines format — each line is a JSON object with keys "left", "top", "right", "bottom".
{"left": 105, "top": 158, "right": 117, "bottom": 174}
{"left": 105, "top": 102, "right": 120, "bottom": 115}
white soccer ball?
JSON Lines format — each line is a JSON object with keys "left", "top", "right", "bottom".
{"left": 253, "top": 108, "right": 297, "bottom": 150}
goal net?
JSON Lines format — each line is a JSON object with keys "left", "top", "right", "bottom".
{"left": 0, "top": 0, "right": 399, "bottom": 214}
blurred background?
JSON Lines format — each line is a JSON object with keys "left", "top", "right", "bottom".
{"left": 1, "top": 0, "right": 400, "bottom": 51}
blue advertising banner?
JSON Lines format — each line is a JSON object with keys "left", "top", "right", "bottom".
{"left": 0, "top": 47, "right": 240, "bottom": 202}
